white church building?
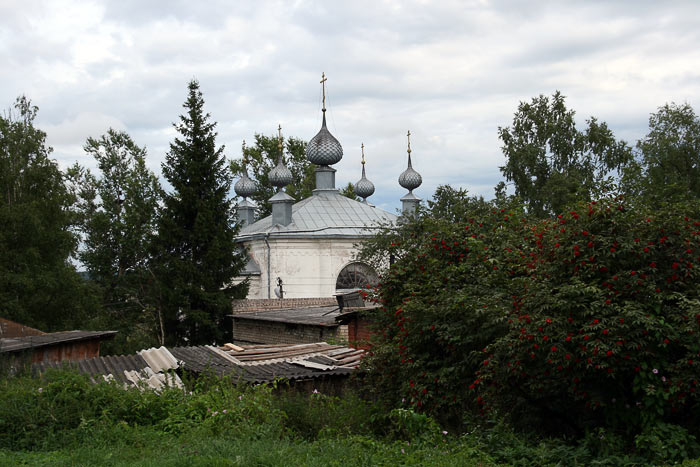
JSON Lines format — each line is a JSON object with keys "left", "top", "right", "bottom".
{"left": 233, "top": 77, "right": 423, "bottom": 299}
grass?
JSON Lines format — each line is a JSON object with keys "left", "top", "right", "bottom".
{"left": 0, "top": 425, "right": 493, "bottom": 466}
{"left": 2, "top": 369, "right": 700, "bottom": 466}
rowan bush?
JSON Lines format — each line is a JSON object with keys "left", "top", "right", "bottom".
{"left": 358, "top": 187, "right": 520, "bottom": 428}
{"left": 359, "top": 187, "right": 700, "bottom": 444}
{"left": 476, "top": 198, "right": 700, "bottom": 438}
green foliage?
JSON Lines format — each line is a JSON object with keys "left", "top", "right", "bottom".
{"left": 271, "top": 389, "right": 376, "bottom": 440}
{"left": 154, "top": 80, "right": 248, "bottom": 345}
{"left": 633, "top": 102, "right": 700, "bottom": 205}
{"left": 340, "top": 181, "right": 360, "bottom": 201}
{"left": 4, "top": 370, "right": 700, "bottom": 464}
{"left": 357, "top": 186, "right": 519, "bottom": 428}
{"left": 359, "top": 182, "right": 700, "bottom": 461}
{"left": 229, "top": 133, "right": 313, "bottom": 219}
{"left": 499, "top": 91, "right": 632, "bottom": 218}
{"left": 0, "top": 369, "right": 180, "bottom": 450}
{"left": 634, "top": 422, "right": 700, "bottom": 464}
{"left": 0, "top": 96, "right": 99, "bottom": 331}
{"left": 477, "top": 199, "right": 700, "bottom": 438}
{"left": 77, "top": 129, "right": 164, "bottom": 352}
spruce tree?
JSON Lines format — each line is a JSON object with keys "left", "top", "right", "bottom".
{"left": 155, "top": 80, "right": 247, "bottom": 345}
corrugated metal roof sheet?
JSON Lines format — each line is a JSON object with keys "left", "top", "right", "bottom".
{"left": 34, "top": 352, "right": 183, "bottom": 391}
{"left": 139, "top": 346, "right": 179, "bottom": 372}
{"left": 33, "top": 342, "right": 363, "bottom": 387}
{"left": 237, "top": 190, "right": 396, "bottom": 240}
{"left": 0, "top": 331, "right": 117, "bottom": 353}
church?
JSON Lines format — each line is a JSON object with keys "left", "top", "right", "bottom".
{"left": 233, "top": 75, "right": 423, "bottom": 299}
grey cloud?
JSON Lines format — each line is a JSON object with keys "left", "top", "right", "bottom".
{"left": 2, "top": 0, "right": 700, "bottom": 211}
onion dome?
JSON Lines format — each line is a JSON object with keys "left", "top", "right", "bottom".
{"left": 306, "top": 72, "right": 343, "bottom": 166}
{"left": 269, "top": 125, "right": 293, "bottom": 190}
{"left": 354, "top": 143, "right": 375, "bottom": 202}
{"left": 399, "top": 130, "right": 422, "bottom": 193}
{"left": 234, "top": 140, "right": 257, "bottom": 199}
{"left": 306, "top": 113, "right": 343, "bottom": 165}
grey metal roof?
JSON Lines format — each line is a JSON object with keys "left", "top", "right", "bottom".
{"left": 35, "top": 349, "right": 185, "bottom": 391}
{"left": 35, "top": 353, "right": 149, "bottom": 383}
{"left": 231, "top": 305, "right": 341, "bottom": 327}
{"left": 0, "top": 330, "right": 117, "bottom": 353}
{"left": 34, "top": 342, "right": 363, "bottom": 386}
{"left": 237, "top": 190, "right": 396, "bottom": 240}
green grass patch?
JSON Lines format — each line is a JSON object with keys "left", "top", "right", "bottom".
{"left": 2, "top": 370, "right": 700, "bottom": 465}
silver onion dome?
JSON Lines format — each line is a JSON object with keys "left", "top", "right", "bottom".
{"left": 306, "top": 112, "right": 343, "bottom": 166}
{"left": 234, "top": 141, "right": 257, "bottom": 198}
{"left": 354, "top": 143, "right": 375, "bottom": 201}
{"left": 269, "top": 156, "right": 293, "bottom": 189}
{"left": 234, "top": 172, "right": 257, "bottom": 199}
{"left": 269, "top": 125, "right": 293, "bottom": 190}
{"left": 399, "top": 130, "right": 422, "bottom": 192}
{"left": 306, "top": 73, "right": 343, "bottom": 166}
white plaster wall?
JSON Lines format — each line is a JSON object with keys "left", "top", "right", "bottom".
{"left": 241, "top": 237, "right": 364, "bottom": 299}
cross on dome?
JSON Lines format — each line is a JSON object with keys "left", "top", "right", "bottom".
{"left": 320, "top": 72, "right": 328, "bottom": 111}
{"left": 306, "top": 73, "right": 343, "bottom": 167}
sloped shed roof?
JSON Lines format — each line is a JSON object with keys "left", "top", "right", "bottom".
{"left": 0, "top": 330, "right": 117, "bottom": 353}
{"left": 237, "top": 190, "right": 396, "bottom": 240}
{"left": 231, "top": 305, "right": 341, "bottom": 327}
{"left": 34, "top": 342, "right": 363, "bottom": 386}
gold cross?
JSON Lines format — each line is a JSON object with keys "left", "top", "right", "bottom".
{"left": 361, "top": 143, "right": 365, "bottom": 165}
{"left": 277, "top": 124, "right": 283, "bottom": 154}
{"left": 320, "top": 72, "right": 327, "bottom": 110}
{"left": 407, "top": 130, "right": 412, "bottom": 154}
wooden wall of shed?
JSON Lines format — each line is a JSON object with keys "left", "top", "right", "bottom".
{"left": 0, "top": 318, "right": 44, "bottom": 338}
{"left": 347, "top": 316, "right": 372, "bottom": 350}
{"left": 30, "top": 339, "right": 102, "bottom": 363}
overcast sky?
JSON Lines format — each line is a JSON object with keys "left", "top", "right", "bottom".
{"left": 1, "top": 0, "right": 699, "bottom": 213}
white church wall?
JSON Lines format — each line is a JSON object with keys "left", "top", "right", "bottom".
{"left": 240, "top": 236, "right": 364, "bottom": 299}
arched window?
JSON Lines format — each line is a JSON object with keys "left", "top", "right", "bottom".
{"left": 335, "top": 262, "right": 378, "bottom": 291}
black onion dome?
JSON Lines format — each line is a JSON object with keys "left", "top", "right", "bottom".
{"left": 306, "top": 113, "right": 343, "bottom": 166}
{"left": 269, "top": 156, "right": 293, "bottom": 189}
{"left": 234, "top": 172, "right": 257, "bottom": 199}
{"left": 399, "top": 153, "right": 422, "bottom": 192}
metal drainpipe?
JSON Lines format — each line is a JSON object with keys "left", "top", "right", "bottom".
{"left": 264, "top": 233, "right": 271, "bottom": 298}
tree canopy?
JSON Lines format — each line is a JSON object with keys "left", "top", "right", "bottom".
{"left": 77, "top": 129, "right": 163, "bottom": 351}
{"left": 0, "top": 97, "right": 98, "bottom": 330}
{"left": 498, "top": 91, "right": 632, "bottom": 218}
{"left": 634, "top": 102, "right": 700, "bottom": 205}
{"left": 229, "top": 134, "right": 313, "bottom": 219}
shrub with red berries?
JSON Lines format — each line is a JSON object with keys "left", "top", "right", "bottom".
{"left": 358, "top": 186, "right": 700, "bottom": 437}
{"left": 477, "top": 198, "right": 700, "bottom": 435}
